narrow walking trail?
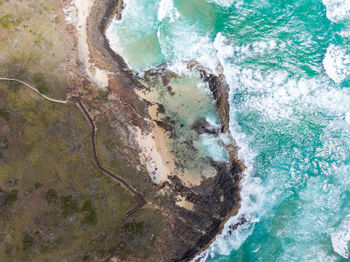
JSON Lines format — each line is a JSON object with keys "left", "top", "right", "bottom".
{"left": 0, "top": 77, "right": 146, "bottom": 260}
{"left": 74, "top": 98, "right": 146, "bottom": 261}
{"left": 0, "top": 77, "right": 67, "bottom": 104}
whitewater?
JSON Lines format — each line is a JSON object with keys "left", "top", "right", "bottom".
{"left": 107, "top": 0, "right": 350, "bottom": 260}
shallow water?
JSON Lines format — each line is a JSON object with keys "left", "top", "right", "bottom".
{"left": 107, "top": 0, "right": 350, "bottom": 260}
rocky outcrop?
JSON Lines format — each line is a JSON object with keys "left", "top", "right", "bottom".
{"left": 200, "top": 71, "right": 230, "bottom": 133}
{"left": 191, "top": 118, "right": 220, "bottom": 135}
{"left": 188, "top": 62, "right": 231, "bottom": 133}
{"left": 162, "top": 158, "right": 243, "bottom": 261}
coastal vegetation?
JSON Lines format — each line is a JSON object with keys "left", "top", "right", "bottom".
{"left": 0, "top": 0, "right": 71, "bottom": 100}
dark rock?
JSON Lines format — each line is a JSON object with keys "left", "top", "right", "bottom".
{"left": 227, "top": 215, "right": 249, "bottom": 235}
{"left": 163, "top": 158, "right": 243, "bottom": 261}
{"left": 191, "top": 118, "right": 220, "bottom": 135}
{"left": 199, "top": 71, "right": 230, "bottom": 133}
{"left": 187, "top": 61, "right": 231, "bottom": 133}
{"left": 156, "top": 103, "right": 166, "bottom": 115}
{"left": 167, "top": 85, "right": 175, "bottom": 96}
{"left": 155, "top": 116, "right": 177, "bottom": 139}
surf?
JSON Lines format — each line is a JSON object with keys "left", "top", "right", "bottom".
{"left": 106, "top": 0, "right": 350, "bottom": 260}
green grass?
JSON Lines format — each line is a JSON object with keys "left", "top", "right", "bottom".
{"left": 82, "top": 200, "right": 97, "bottom": 225}
{"left": 0, "top": 14, "right": 22, "bottom": 29}
{"left": 97, "top": 89, "right": 109, "bottom": 100}
{"left": 0, "top": 188, "right": 18, "bottom": 211}
{"left": 0, "top": 136, "right": 8, "bottom": 149}
{"left": 0, "top": 0, "right": 71, "bottom": 101}
{"left": 0, "top": 111, "right": 9, "bottom": 121}
{"left": 32, "top": 73, "right": 49, "bottom": 94}
{"left": 45, "top": 188, "right": 57, "bottom": 203}
{"left": 22, "top": 233, "right": 34, "bottom": 251}
{"left": 125, "top": 220, "right": 145, "bottom": 235}
{"left": 95, "top": 108, "right": 170, "bottom": 260}
{"left": 61, "top": 195, "right": 80, "bottom": 217}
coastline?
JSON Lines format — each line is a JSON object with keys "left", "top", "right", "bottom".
{"left": 3, "top": 0, "right": 349, "bottom": 260}
{"left": 67, "top": 0, "right": 245, "bottom": 260}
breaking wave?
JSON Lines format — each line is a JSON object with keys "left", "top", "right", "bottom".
{"left": 322, "top": 0, "right": 350, "bottom": 22}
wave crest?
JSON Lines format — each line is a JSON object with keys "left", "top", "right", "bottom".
{"left": 322, "top": 0, "right": 350, "bottom": 22}
{"left": 323, "top": 44, "right": 350, "bottom": 83}
{"left": 331, "top": 215, "right": 350, "bottom": 259}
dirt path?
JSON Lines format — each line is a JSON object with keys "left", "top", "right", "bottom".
{"left": 74, "top": 98, "right": 146, "bottom": 261}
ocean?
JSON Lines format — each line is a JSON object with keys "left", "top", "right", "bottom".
{"left": 106, "top": 0, "right": 350, "bottom": 261}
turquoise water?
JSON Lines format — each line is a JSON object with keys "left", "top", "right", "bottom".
{"left": 107, "top": 0, "right": 350, "bottom": 260}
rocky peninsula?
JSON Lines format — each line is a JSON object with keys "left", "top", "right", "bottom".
{"left": 0, "top": 0, "right": 244, "bottom": 261}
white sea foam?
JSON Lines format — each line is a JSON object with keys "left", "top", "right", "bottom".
{"left": 338, "top": 30, "right": 350, "bottom": 38}
{"left": 199, "top": 134, "right": 229, "bottom": 162}
{"left": 322, "top": 0, "right": 350, "bottom": 22}
{"left": 158, "top": 23, "right": 219, "bottom": 73}
{"left": 106, "top": 26, "right": 133, "bottom": 70}
{"left": 157, "top": 0, "right": 180, "bottom": 22}
{"left": 195, "top": 32, "right": 350, "bottom": 261}
{"left": 214, "top": 34, "right": 350, "bottom": 121}
{"left": 193, "top": 34, "right": 272, "bottom": 261}
{"left": 167, "top": 61, "right": 193, "bottom": 76}
{"left": 346, "top": 112, "right": 350, "bottom": 124}
{"left": 106, "top": 0, "right": 166, "bottom": 70}
{"left": 205, "top": 116, "right": 221, "bottom": 128}
{"left": 331, "top": 215, "right": 350, "bottom": 258}
{"left": 323, "top": 44, "right": 350, "bottom": 83}
{"left": 207, "top": 0, "right": 243, "bottom": 8}
{"left": 194, "top": 128, "right": 263, "bottom": 259}
{"left": 214, "top": 33, "right": 234, "bottom": 59}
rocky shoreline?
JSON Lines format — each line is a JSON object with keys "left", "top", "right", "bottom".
{"left": 81, "top": 0, "right": 245, "bottom": 260}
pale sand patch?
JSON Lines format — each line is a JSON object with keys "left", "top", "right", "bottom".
{"left": 90, "top": 65, "right": 110, "bottom": 88}
{"left": 63, "top": 0, "right": 110, "bottom": 89}
{"left": 176, "top": 196, "right": 194, "bottom": 211}
{"left": 134, "top": 124, "right": 172, "bottom": 185}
